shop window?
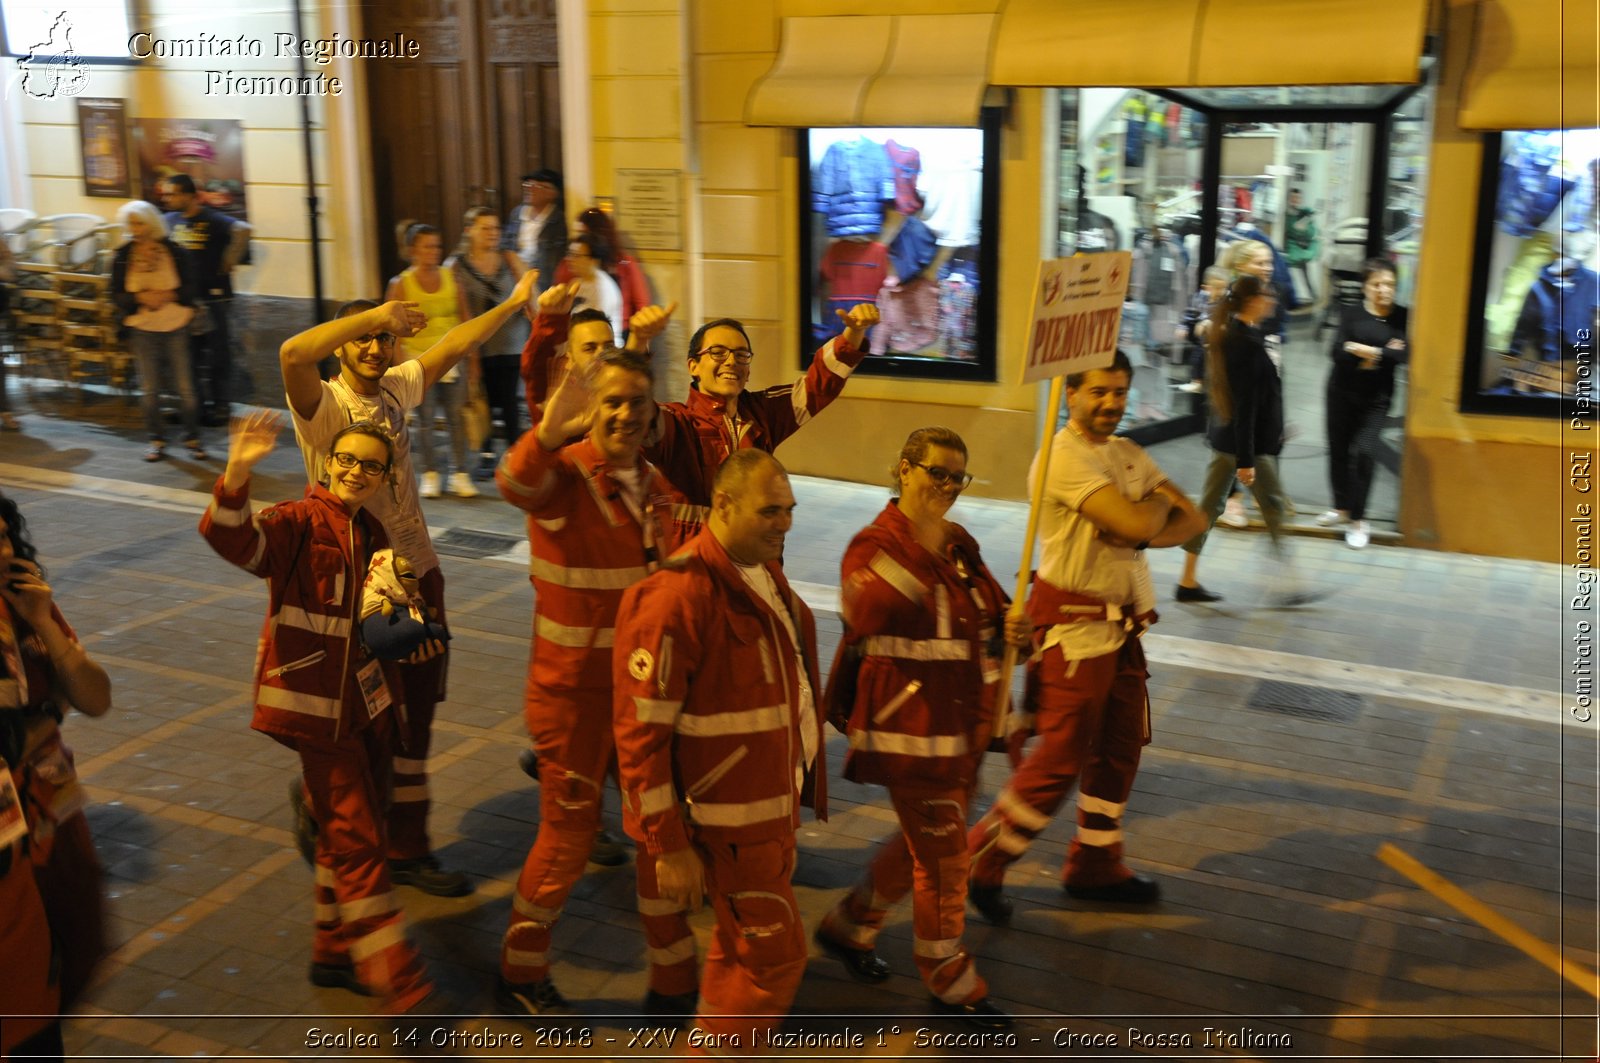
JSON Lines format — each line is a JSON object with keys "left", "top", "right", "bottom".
{"left": 797, "top": 113, "right": 999, "bottom": 382}
{"left": 1, "top": 1, "right": 132, "bottom": 62}
{"left": 1057, "top": 88, "right": 1208, "bottom": 431}
{"left": 1461, "top": 129, "right": 1600, "bottom": 416}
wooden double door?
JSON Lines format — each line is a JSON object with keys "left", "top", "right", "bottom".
{"left": 361, "top": 0, "right": 563, "bottom": 285}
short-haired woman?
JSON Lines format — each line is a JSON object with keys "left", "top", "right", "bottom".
{"left": 1318, "top": 258, "right": 1408, "bottom": 549}
{"left": 112, "top": 200, "right": 206, "bottom": 462}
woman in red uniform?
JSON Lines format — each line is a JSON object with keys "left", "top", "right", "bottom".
{"left": 0, "top": 490, "right": 113, "bottom": 1062}
{"left": 816, "top": 427, "right": 1025, "bottom": 1029}
{"left": 200, "top": 411, "right": 439, "bottom": 1012}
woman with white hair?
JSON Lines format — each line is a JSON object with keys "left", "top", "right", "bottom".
{"left": 111, "top": 200, "right": 205, "bottom": 461}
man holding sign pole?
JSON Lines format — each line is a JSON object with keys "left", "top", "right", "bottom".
{"left": 968, "top": 257, "right": 1205, "bottom": 920}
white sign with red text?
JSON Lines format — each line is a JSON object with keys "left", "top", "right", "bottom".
{"left": 1019, "top": 252, "right": 1132, "bottom": 384}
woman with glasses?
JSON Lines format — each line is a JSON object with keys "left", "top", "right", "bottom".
{"left": 1175, "top": 274, "right": 1307, "bottom": 605}
{"left": 816, "top": 427, "right": 1024, "bottom": 1030}
{"left": 112, "top": 200, "right": 206, "bottom": 462}
{"left": 200, "top": 411, "right": 440, "bottom": 1013}
{"left": 562, "top": 232, "right": 624, "bottom": 333}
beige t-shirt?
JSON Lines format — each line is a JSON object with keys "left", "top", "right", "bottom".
{"left": 1033, "top": 424, "right": 1164, "bottom": 660}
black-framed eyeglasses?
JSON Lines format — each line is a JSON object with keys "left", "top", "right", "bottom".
{"left": 330, "top": 451, "right": 389, "bottom": 478}
{"left": 910, "top": 462, "right": 973, "bottom": 490}
{"left": 696, "top": 345, "right": 755, "bottom": 365}
{"left": 355, "top": 332, "right": 396, "bottom": 346}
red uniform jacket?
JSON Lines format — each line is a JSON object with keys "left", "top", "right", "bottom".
{"left": 644, "top": 335, "right": 866, "bottom": 538}
{"left": 519, "top": 310, "right": 568, "bottom": 423}
{"left": 612, "top": 531, "right": 826, "bottom": 856}
{"left": 826, "top": 503, "right": 1009, "bottom": 790}
{"left": 199, "top": 479, "right": 400, "bottom": 745}
{"left": 496, "top": 432, "right": 680, "bottom": 694}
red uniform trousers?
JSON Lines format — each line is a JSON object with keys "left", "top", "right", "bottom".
{"left": 689, "top": 835, "right": 806, "bottom": 1056}
{"left": 297, "top": 715, "right": 433, "bottom": 1012}
{"left": 822, "top": 783, "right": 986, "bottom": 1003}
{"left": 502, "top": 684, "right": 695, "bottom": 995}
{"left": 968, "top": 637, "right": 1150, "bottom": 888}
{"left": 387, "top": 566, "right": 447, "bottom": 861}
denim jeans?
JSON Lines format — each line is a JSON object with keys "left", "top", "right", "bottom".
{"left": 128, "top": 326, "right": 200, "bottom": 443}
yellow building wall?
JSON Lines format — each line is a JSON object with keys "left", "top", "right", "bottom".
{"left": 1398, "top": 0, "right": 1568, "bottom": 561}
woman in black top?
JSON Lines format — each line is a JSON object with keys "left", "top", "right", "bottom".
{"left": 1317, "top": 258, "right": 1408, "bottom": 549}
{"left": 1176, "top": 273, "right": 1304, "bottom": 605}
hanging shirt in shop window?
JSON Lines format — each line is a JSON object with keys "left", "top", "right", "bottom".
{"left": 819, "top": 239, "right": 889, "bottom": 338}
{"left": 918, "top": 152, "right": 983, "bottom": 249}
{"left": 884, "top": 140, "right": 925, "bottom": 216}
{"left": 1498, "top": 131, "right": 1594, "bottom": 238}
{"left": 814, "top": 137, "right": 896, "bottom": 238}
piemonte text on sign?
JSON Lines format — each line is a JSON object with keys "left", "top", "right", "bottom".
{"left": 1019, "top": 252, "right": 1133, "bottom": 384}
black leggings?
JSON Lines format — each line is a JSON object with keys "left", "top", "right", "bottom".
{"left": 1326, "top": 385, "right": 1388, "bottom": 521}
{"left": 479, "top": 355, "right": 523, "bottom": 454}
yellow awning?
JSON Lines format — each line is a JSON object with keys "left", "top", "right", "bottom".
{"left": 745, "top": 14, "right": 996, "bottom": 128}
{"left": 992, "top": 0, "right": 1427, "bottom": 88}
{"left": 1459, "top": 0, "right": 1599, "bottom": 130}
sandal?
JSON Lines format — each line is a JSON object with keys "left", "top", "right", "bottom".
{"left": 184, "top": 440, "right": 210, "bottom": 461}
{"left": 144, "top": 442, "right": 165, "bottom": 462}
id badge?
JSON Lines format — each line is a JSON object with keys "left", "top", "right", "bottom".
{"left": 356, "top": 659, "right": 393, "bottom": 720}
{"left": 389, "top": 512, "right": 431, "bottom": 563}
{"left": 0, "top": 760, "right": 28, "bottom": 849}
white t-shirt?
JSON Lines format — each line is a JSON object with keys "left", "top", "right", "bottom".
{"left": 1033, "top": 424, "right": 1164, "bottom": 660}
{"left": 571, "top": 270, "right": 624, "bottom": 333}
{"left": 288, "top": 359, "right": 439, "bottom": 577}
{"left": 736, "top": 562, "right": 817, "bottom": 788}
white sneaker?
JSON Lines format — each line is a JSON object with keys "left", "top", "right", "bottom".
{"left": 1345, "top": 520, "right": 1370, "bottom": 549}
{"left": 1218, "top": 499, "right": 1248, "bottom": 529}
{"left": 448, "top": 472, "right": 480, "bottom": 498}
{"left": 420, "top": 471, "right": 441, "bottom": 498}
{"left": 1177, "top": 380, "right": 1203, "bottom": 393}
{"left": 1315, "top": 510, "right": 1347, "bottom": 527}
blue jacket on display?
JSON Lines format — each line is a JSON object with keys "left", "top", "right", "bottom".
{"left": 1497, "top": 131, "right": 1592, "bottom": 238}
{"left": 813, "top": 138, "right": 894, "bottom": 238}
{"left": 1512, "top": 262, "right": 1600, "bottom": 362}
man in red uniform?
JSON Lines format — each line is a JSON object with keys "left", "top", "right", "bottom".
{"left": 644, "top": 304, "right": 879, "bottom": 538}
{"left": 613, "top": 450, "right": 825, "bottom": 1054}
{"left": 495, "top": 348, "right": 694, "bottom": 1016}
{"left": 967, "top": 352, "right": 1206, "bottom": 920}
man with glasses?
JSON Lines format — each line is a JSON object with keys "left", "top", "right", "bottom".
{"left": 646, "top": 303, "right": 880, "bottom": 539}
{"left": 277, "top": 269, "right": 537, "bottom": 905}
{"left": 966, "top": 351, "right": 1205, "bottom": 921}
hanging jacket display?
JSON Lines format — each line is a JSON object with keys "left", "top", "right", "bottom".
{"left": 813, "top": 137, "right": 895, "bottom": 238}
{"left": 1512, "top": 262, "right": 1600, "bottom": 362}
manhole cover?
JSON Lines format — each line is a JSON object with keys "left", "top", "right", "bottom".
{"left": 432, "top": 528, "right": 521, "bottom": 560}
{"left": 1247, "top": 679, "right": 1364, "bottom": 722}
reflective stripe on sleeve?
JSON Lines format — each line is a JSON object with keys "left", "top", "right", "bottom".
{"left": 632, "top": 697, "right": 682, "bottom": 726}
{"left": 687, "top": 792, "right": 792, "bottom": 828}
{"left": 868, "top": 550, "right": 927, "bottom": 604}
{"left": 675, "top": 704, "right": 786, "bottom": 737}
{"left": 639, "top": 782, "right": 679, "bottom": 817}
{"left": 529, "top": 555, "right": 649, "bottom": 590}
{"left": 860, "top": 635, "right": 970, "bottom": 661}
{"left": 847, "top": 730, "right": 967, "bottom": 758}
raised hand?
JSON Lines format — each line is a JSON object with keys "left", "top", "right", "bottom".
{"left": 377, "top": 300, "right": 427, "bottom": 338}
{"left": 535, "top": 361, "right": 595, "bottom": 448}
{"left": 626, "top": 301, "right": 677, "bottom": 351}
{"left": 536, "top": 280, "right": 581, "bottom": 317}
{"left": 836, "top": 302, "right": 881, "bottom": 348}
{"left": 511, "top": 268, "right": 540, "bottom": 308}
{"left": 227, "top": 408, "right": 284, "bottom": 473}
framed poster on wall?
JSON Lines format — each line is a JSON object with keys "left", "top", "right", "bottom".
{"left": 131, "top": 117, "right": 248, "bottom": 222}
{"left": 77, "top": 97, "right": 131, "bottom": 198}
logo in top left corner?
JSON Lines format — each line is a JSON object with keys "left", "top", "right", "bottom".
{"left": 18, "top": 12, "right": 90, "bottom": 99}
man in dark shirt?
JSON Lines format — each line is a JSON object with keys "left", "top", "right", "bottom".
{"left": 161, "top": 175, "right": 250, "bottom": 425}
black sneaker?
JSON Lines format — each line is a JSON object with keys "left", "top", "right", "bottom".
{"left": 1175, "top": 583, "right": 1224, "bottom": 603}
{"left": 496, "top": 974, "right": 573, "bottom": 1016}
{"left": 643, "top": 988, "right": 697, "bottom": 1023}
{"left": 967, "top": 882, "right": 1013, "bottom": 926}
{"left": 933, "top": 995, "right": 1013, "bottom": 1029}
{"left": 309, "top": 962, "right": 370, "bottom": 995}
{"left": 518, "top": 748, "right": 540, "bottom": 781}
{"left": 1064, "top": 872, "right": 1161, "bottom": 904}
{"left": 472, "top": 453, "right": 498, "bottom": 481}
{"left": 287, "top": 778, "right": 317, "bottom": 867}
{"left": 589, "top": 828, "right": 630, "bottom": 867}
{"left": 389, "top": 855, "right": 474, "bottom": 897}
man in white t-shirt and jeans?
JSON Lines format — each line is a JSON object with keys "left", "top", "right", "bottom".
{"left": 279, "top": 268, "right": 537, "bottom": 896}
